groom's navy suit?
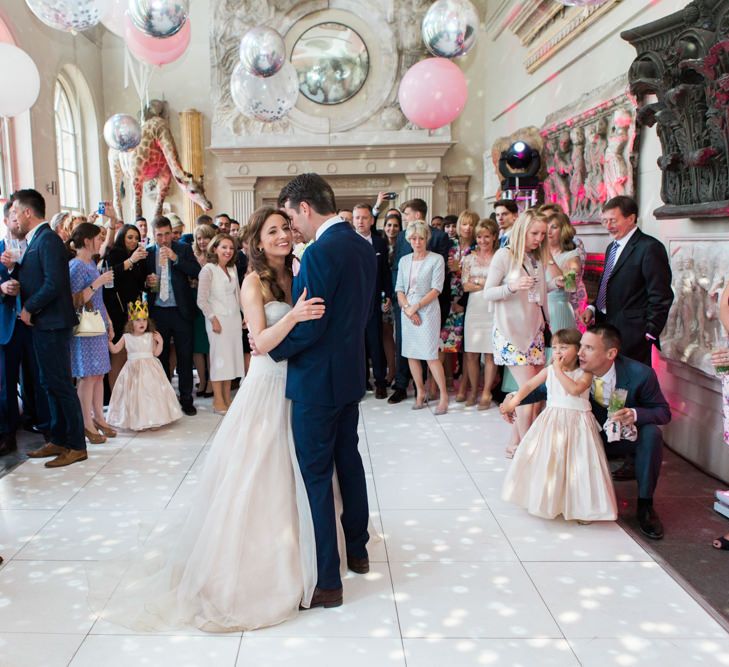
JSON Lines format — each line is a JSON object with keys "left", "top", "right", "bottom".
{"left": 270, "top": 220, "right": 376, "bottom": 590}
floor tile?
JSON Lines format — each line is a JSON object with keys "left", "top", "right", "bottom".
{"left": 0, "top": 471, "right": 88, "bottom": 510}
{"left": 100, "top": 444, "right": 202, "bottom": 476}
{"left": 0, "top": 509, "right": 55, "bottom": 560}
{"left": 404, "top": 638, "right": 579, "bottom": 666}
{"left": 380, "top": 508, "right": 517, "bottom": 562}
{"left": 368, "top": 440, "right": 465, "bottom": 474}
{"left": 526, "top": 562, "right": 729, "bottom": 639}
{"left": 252, "top": 564, "right": 399, "bottom": 638}
{"left": 568, "top": 637, "right": 729, "bottom": 666}
{"left": 236, "top": 637, "right": 406, "bottom": 666}
{"left": 69, "top": 635, "right": 241, "bottom": 667}
{"left": 0, "top": 561, "right": 96, "bottom": 633}
{"left": 374, "top": 472, "right": 485, "bottom": 510}
{"left": 0, "top": 633, "right": 85, "bottom": 667}
{"left": 65, "top": 473, "right": 186, "bottom": 511}
{"left": 391, "top": 561, "right": 562, "bottom": 638}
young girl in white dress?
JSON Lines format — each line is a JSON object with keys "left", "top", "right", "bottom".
{"left": 501, "top": 328, "right": 617, "bottom": 522}
{"left": 106, "top": 300, "right": 183, "bottom": 430}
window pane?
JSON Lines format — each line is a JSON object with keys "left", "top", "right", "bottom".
{"left": 54, "top": 80, "right": 82, "bottom": 212}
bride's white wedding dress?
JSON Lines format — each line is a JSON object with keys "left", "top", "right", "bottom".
{"left": 96, "top": 302, "right": 325, "bottom": 632}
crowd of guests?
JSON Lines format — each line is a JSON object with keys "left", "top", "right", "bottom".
{"left": 0, "top": 183, "right": 684, "bottom": 543}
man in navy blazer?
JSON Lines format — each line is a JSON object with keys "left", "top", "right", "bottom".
{"left": 506, "top": 324, "right": 670, "bottom": 540}
{"left": 269, "top": 174, "right": 375, "bottom": 609}
{"left": 144, "top": 215, "right": 201, "bottom": 415}
{"left": 11, "top": 189, "right": 87, "bottom": 468}
{"left": 0, "top": 202, "right": 50, "bottom": 455}
{"left": 353, "top": 203, "right": 392, "bottom": 399}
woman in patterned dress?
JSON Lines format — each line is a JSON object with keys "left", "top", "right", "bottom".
{"left": 484, "top": 209, "right": 549, "bottom": 457}
{"left": 395, "top": 221, "right": 449, "bottom": 415}
{"left": 67, "top": 223, "right": 115, "bottom": 444}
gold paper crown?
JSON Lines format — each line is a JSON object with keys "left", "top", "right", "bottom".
{"left": 127, "top": 298, "right": 149, "bottom": 321}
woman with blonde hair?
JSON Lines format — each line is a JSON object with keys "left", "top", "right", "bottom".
{"left": 395, "top": 220, "right": 449, "bottom": 414}
{"left": 485, "top": 209, "right": 549, "bottom": 456}
{"left": 196, "top": 232, "right": 244, "bottom": 413}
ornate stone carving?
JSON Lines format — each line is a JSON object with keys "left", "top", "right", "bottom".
{"left": 661, "top": 237, "right": 729, "bottom": 375}
{"left": 540, "top": 75, "right": 639, "bottom": 224}
{"left": 622, "top": 0, "right": 729, "bottom": 218}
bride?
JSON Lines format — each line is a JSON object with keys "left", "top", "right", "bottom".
{"left": 97, "top": 208, "right": 331, "bottom": 632}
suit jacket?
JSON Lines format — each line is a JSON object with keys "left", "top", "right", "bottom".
{"left": 367, "top": 234, "right": 392, "bottom": 317}
{"left": 0, "top": 240, "right": 19, "bottom": 345}
{"left": 236, "top": 250, "right": 248, "bottom": 286}
{"left": 17, "top": 224, "right": 77, "bottom": 331}
{"left": 144, "top": 241, "right": 201, "bottom": 321}
{"left": 269, "top": 221, "right": 376, "bottom": 407}
{"left": 594, "top": 228, "right": 673, "bottom": 355}
{"left": 526, "top": 355, "right": 671, "bottom": 428}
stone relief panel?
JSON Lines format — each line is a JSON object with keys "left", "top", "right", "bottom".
{"left": 540, "top": 75, "right": 639, "bottom": 224}
{"left": 622, "top": 0, "right": 729, "bottom": 218}
{"left": 661, "top": 238, "right": 729, "bottom": 375}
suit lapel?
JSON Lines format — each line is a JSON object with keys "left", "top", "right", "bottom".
{"left": 608, "top": 228, "right": 641, "bottom": 282}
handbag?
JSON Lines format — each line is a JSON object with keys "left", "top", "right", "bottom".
{"left": 540, "top": 305, "right": 552, "bottom": 347}
{"left": 74, "top": 306, "right": 106, "bottom": 337}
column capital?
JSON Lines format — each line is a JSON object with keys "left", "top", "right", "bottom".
{"left": 228, "top": 176, "right": 258, "bottom": 190}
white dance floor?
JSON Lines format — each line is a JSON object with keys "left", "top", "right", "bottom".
{"left": 0, "top": 394, "right": 728, "bottom": 666}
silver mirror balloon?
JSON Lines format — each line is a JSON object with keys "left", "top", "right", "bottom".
{"left": 25, "top": 0, "right": 112, "bottom": 32}
{"left": 422, "top": 0, "right": 479, "bottom": 58}
{"left": 128, "top": 0, "right": 189, "bottom": 38}
{"left": 239, "top": 27, "right": 286, "bottom": 78}
{"left": 231, "top": 61, "right": 299, "bottom": 123}
{"left": 103, "top": 114, "right": 142, "bottom": 152}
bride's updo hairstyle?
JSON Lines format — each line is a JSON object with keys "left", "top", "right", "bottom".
{"left": 244, "top": 206, "right": 294, "bottom": 302}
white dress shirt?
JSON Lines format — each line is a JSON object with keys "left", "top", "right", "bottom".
{"left": 315, "top": 216, "right": 344, "bottom": 241}
{"left": 25, "top": 221, "right": 48, "bottom": 248}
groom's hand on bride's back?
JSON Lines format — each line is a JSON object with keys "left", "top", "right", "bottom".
{"left": 292, "top": 287, "right": 326, "bottom": 323}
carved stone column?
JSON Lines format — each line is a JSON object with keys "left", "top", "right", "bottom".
{"left": 405, "top": 173, "right": 437, "bottom": 216}
{"left": 230, "top": 176, "right": 258, "bottom": 227}
{"left": 178, "top": 109, "right": 204, "bottom": 231}
{"left": 446, "top": 175, "right": 470, "bottom": 215}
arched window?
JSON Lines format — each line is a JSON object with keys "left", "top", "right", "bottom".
{"left": 54, "top": 78, "right": 83, "bottom": 211}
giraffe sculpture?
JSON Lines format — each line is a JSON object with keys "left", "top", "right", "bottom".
{"left": 109, "top": 104, "right": 212, "bottom": 219}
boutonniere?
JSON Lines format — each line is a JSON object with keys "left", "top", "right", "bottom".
{"left": 293, "top": 240, "right": 313, "bottom": 260}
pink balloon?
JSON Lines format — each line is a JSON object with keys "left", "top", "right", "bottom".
{"left": 398, "top": 58, "right": 468, "bottom": 130}
{"left": 125, "top": 15, "right": 190, "bottom": 67}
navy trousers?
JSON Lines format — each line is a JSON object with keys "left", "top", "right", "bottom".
{"left": 152, "top": 305, "right": 194, "bottom": 407}
{"left": 600, "top": 424, "right": 663, "bottom": 498}
{"left": 292, "top": 400, "right": 369, "bottom": 590}
{"left": 392, "top": 304, "right": 411, "bottom": 391}
{"left": 364, "top": 311, "right": 387, "bottom": 389}
{"left": 32, "top": 328, "right": 85, "bottom": 451}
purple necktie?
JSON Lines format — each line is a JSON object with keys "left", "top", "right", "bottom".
{"left": 596, "top": 242, "right": 618, "bottom": 313}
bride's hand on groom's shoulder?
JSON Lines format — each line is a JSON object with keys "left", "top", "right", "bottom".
{"left": 292, "top": 287, "right": 326, "bottom": 323}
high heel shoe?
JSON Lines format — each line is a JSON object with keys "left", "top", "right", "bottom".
{"left": 465, "top": 393, "right": 478, "bottom": 407}
{"left": 93, "top": 420, "right": 117, "bottom": 438}
{"left": 84, "top": 428, "right": 106, "bottom": 444}
{"left": 411, "top": 394, "right": 428, "bottom": 410}
{"left": 477, "top": 394, "right": 492, "bottom": 411}
{"left": 434, "top": 403, "right": 449, "bottom": 416}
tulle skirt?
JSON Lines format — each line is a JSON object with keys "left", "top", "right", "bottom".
{"left": 502, "top": 406, "right": 617, "bottom": 521}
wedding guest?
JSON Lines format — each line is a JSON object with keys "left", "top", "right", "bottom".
{"left": 215, "top": 214, "right": 232, "bottom": 235}
{"left": 444, "top": 210, "right": 477, "bottom": 398}
{"left": 145, "top": 215, "right": 201, "bottom": 416}
{"left": 180, "top": 214, "right": 213, "bottom": 244}
{"left": 353, "top": 203, "right": 391, "bottom": 399}
{"left": 484, "top": 209, "right": 549, "bottom": 457}
{"left": 13, "top": 189, "right": 88, "bottom": 467}
{"left": 443, "top": 215, "right": 458, "bottom": 240}
{"left": 581, "top": 196, "right": 673, "bottom": 367}
{"left": 395, "top": 221, "right": 448, "bottom": 414}
{"left": 49, "top": 211, "right": 70, "bottom": 242}
{"left": 382, "top": 213, "right": 401, "bottom": 384}
{"left": 136, "top": 216, "right": 149, "bottom": 245}
{"left": 196, "top": 233, "right": 244, "bottom": 414}
{"left": 169, "top": 214, "right": 185, "bottom": 241}
{"left": 102, "top": 224, "right": 149, "bottom": 390}
{"left": 67, "top": 223, "right": 116, "bottom": 443}
{"left": 192, "top": 224, "right": 216, "bottom": 397}
{"left": 711, "top": 282, "right": 729, "bottom": 550}
{"left": 338, "top": 209, "right": 353, "bottom": 225}
{"left": 68, "top": 213, "right": 87, "bottom": 232}
{"left": 494, "top": 199, "right": 519, "bottom": 248}
{"left": 431, "top": 215, "right": 444, "bottom": 231}
{"left": 462, "top": 218, "right": 499, "bottom": 409}
{"left": 230, "top": 219, "right": 241, "bottom": 237}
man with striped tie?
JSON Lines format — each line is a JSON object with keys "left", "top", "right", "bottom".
{"left": 581, "top": 196, "right": 673, "bottom": 367}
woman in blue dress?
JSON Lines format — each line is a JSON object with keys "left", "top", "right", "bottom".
{"left": 67, "top": 223, "right": 115, "bottom": 444}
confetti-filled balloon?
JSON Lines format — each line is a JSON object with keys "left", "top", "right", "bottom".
{"left": 231, "top": 61, "right": 299, "bottom": 122}
{"left": 25, "top": 0, "right": 112, "bottom": 33}
{"left": 555, "top": 0, "right": 608, "bottom": 5}
{"left": 128, "top": 0, "right": 188, "bottom": 38}
{"left": 103, "top": 114, "right": 142, "bottom": 151}
{"left": 239, "top": 26, "right": 286, "bottom": 78}
{"left": 422, "top": 0, "right": 478, "bottom": 59}
{"left": 0, "top": 44, "right": 41, "bottom": 117}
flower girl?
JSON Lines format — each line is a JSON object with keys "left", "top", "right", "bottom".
{"left": 107, "top": 299, "right": 183, "bottom": 431}
{"left": 501, "top": 328, "right": 617, "bottom": 522}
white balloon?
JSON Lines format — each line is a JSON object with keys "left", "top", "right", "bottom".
{"left": 101, "top": 0, "right": 127, "bottom": 36}
{"left": 0, "top": 44, "right": 41, "bottom": 117}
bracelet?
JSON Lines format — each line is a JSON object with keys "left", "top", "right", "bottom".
{"left": 89, "top": 284, "right": 97, "bottom": 293}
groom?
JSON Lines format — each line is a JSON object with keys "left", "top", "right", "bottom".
{"left": 270, "top": 173, "right": 376, "bottom": 608}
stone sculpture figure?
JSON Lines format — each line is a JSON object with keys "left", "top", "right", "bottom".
{"left": 569, "top": 126, "right": 587, "bottom": 216}
{"left": 109, "top": 101, "right": 212, "bottom": 219}
{"left": 584, "top": 116, "right": 608, "bottom": 216}
{"left": 604, "top": 109, "right": 632, "bottom": 199}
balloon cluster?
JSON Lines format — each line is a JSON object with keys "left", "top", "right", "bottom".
{"left": 123, "top": 0, "right": 191, "bottom": 66}
{"left": 103, "top": 113, "right": 142, "bottom": 152}
{"left": 230, "top": 26, "right": 299, "bottom": 123}
{"left": 398, "top": 0, "right": 478, "bottom": 130}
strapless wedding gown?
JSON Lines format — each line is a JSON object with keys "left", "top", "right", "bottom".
{"left": 96, "top": 302, "right": 322, "bottom": 632}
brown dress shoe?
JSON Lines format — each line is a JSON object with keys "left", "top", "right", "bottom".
{"left": 305, "top": 586, "right": 343, "bottom": 609}
{"left": 45, "top": 449, "right": 88, "bottom": 468}
{"left": 347, "top": 555, "right": 370, "bottom": 574}
{"left": 28, "top": 443, "right": 67, "bottom": 459}
{"left": 375, "top": 386, "right": 387, "bottom": 400}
